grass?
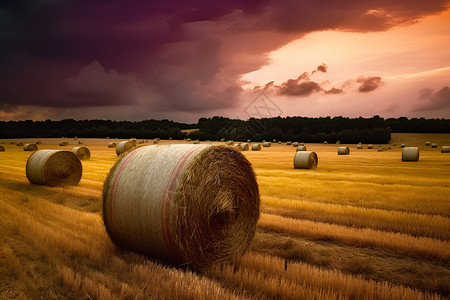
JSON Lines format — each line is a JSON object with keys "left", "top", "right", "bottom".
{"left": 0, "top": 134, "right": 449, "bottom": 299}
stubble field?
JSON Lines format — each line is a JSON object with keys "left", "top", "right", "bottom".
{"left": 0, "top": 133, "right": 449, "bottom": 299}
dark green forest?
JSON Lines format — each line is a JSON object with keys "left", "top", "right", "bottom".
{"left": 1, "top": 116, "right": 449, "bottom": 144}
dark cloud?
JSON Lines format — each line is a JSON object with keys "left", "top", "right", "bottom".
{"left": 312, "top": 63, "right": 328, "bottom": 74}
{"left": 357, "top": 76, "right": 383, "bottom": 92}
{"left": 324, "top": 88, "right": 344, "bottom": 94}
{"left": 278, "top": 80, "right": 322, "bottom": 96}
{"left": 0, "top": 0, "right": 447, "bottom": 118}
{"left": 414, "top": 86, "right": 450, "bottom": 111}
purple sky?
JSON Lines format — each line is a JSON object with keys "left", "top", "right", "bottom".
{"left": 1, "top": 0, "right": 449, "bottom": 122}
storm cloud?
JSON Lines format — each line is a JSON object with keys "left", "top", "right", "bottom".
{"left": 414, "top": 86, "right": 450, "bottom": 111}
{"left": 0, "top": 0, "right": 448, "bottom": 119}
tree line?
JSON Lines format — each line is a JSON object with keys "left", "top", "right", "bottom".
{"left": 1, "top": 116, "right": 449, "bottom": 144}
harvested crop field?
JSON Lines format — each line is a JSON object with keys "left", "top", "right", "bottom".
{"left": 0, "top": 133, "right": 449, "bottom": 299}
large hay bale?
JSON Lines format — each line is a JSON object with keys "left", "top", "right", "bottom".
{"left": 24, "top": 144, "right": 38, "bottom": 151}
{"left": 251, "top": 144, "right": 261, "bottom": 151}
{"left": 263, "top": 142, "right": 271, "bottom": 147}
{"left": 441, "top": 146, "right": 450, "bottom": 153}
{"left": 116, "top": 141, "right": 136, "bottom": 155}
{"left": 103, "top": 144, "right": 259, "bottom": 270}
{"left": 402, "top": 147, "right": 419, "bottom": 161}
{"left": 239, "top": 143, "right": 249, "bottom": 151}
{"left": 294, "top": 151, "right": 318, "bottom": 169}
{"left": 108, "top": 142, "right": 117, "bottom": 148}
{"left": 337, "top": 146, "right": 350, "bottom": 155}
{"left": 296, "top": 145, "right": 307, "bottom": 151}
{"left": 26, "top": 150, "right": 82, "bottom": 186}
{"left": 431, "top": 143, "right": 437, "bottom": 148}
{"left": 0, "top": 145, "right": 4, "bottom": 152}
{"left": 16, "top": 141, "right": 23, "bottom": 146}
{"left": 72, "top": 146, "right": 91, "bottom": 160}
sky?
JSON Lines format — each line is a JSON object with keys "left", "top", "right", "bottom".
{"left": 1, "top": 0, "right": 449, "bottom": 123}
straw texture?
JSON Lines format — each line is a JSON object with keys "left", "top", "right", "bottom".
{"left": 251, "top": 144, "right": 261, "bottom": 151}
{"left": 116, "top": 140, "right": 136, "bottom": 155}
{"left": 402, "top": 147, "right": 419, "bottom": 161}
{"left": 293, "top": 151, "right": 318, "bottom": 169}
{"left": 24, "top": 144, "right": 38, "bottom": 151}
{"left": 72, "top": 147, "right": 91, "bottom": 160}
{"left": 26, "top": 150, "right": 82, "bottom": 186}
{"left": 103, "top": 144, "right": 260, "bottom": 270}
{"left": 337, "top": 147, "right": 350, "bottom": 155}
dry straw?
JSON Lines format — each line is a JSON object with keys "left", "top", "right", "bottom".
{"left": 26, "top": 150, "right": 82, "bottom": 186}
{"left": 293, "top": 151, "right": 318, "bottom": 169}
{"left": 116, "top": 140, "right": 136, "bottom": 155}
{"left": 441, "top": 146, "right": 450, "bottom": 153}
{"left": 296, "top": 145, "right": 307, "bottom": 151}
{"left": 252, "top": 144, "right": 261, "bottom": 151}
{"left": 337, "top": 146, "right": 350, "bottom": 155}
{"left": 24, "top": 143, "right": 38, "bottom": 151}
{"left": 263, "top": 142, "right": 271, "bottom": 147}
{"left": 72, "top": 146, "right": 91, "bottom": 160}
{"left": 0, "top": 145, "right": 4, "bottom": 152}
{"left": 402, "top": 147, "right": 419, "bottom": 161}
{"left": 108, "top": 142, "right": 117, "bottom": 148}
{"left": 102, "top": 144, "right": 260, "bottom": 270}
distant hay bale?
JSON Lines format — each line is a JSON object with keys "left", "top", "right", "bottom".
{"left": 425, "top": 142, "right": 431, "bottom": 146}
{"left": 272, "top": 139, "right": 276, "bottom": 142}
{"left": 357, "top": 144, "right": 363, "bottom": 149}
{"left": 116, "top": 141, "right": 136, "bottom": 155}
{"left": 377, "top": 146, "right": 383, "bottom": 152}
{"left": 300, "top": 142, "right": 305, "bottom": 146}
{"left": 24, "top": 144, "right": 38, "bottom": 151}
{"left": 402, "top": 147, "right": 419, "bottom": 161}
{"left": 226, "top": 141, "right": 234, "bottom": 146}
{"left": 59, "top": 141, "right": 68, "bottom": 146}
{"left": 292, "top": 142, "right": 299, "bottom": 147}
{"left": 294, "top": 151, "right": 318, "bottom": 169}
{"left": 286, "top": 141, "right": 292, "bottom": 145}
{"left": 193, "top": 140, "right": 200, "bottom": 144}
{"left": 324, "top": 141, "right": 328, "bottom": 144}
{"left": 16, "top": 141, "right": 24, "bottom": 146}
{"left": 431, "top": 143, "right": 437, "bottom": 148}
{"left": 441, "top": 146, "right": 450, "bottom": 153}
{"left": 153, "top": 139, "right": 159, "bottom": 144}
{"left": 337, "top": 147, "right": 350, "bottom": 155}
{"left": 392, "top": 143, "right": 397, "bottom": 146}
{"left": 26, "top": 150, "right": 82, "bottom": 186}
{"left": 278, "top": 141, "right": 281, "bottom": 144}
{"left": 102, "top": 144, "right": 259, "bottom": 270}
{"left": 251, "top": 144, "right": 261, "bottom": 151}
{"left": 187, "top": 138, "right": 192, "bottom": 142}
{"left": 263, "top": 142, "right": 271, "bottom": 147}
{"left": 108, "top": 142, "right": 117, "bottom": 148}
{"left": 336, "top": 141, "right": 340, "bottom": 145}
{"left": 247, "top": 139, "right": 251, "bottom": 143}
{"left": 220, "top": 138, "right": 225, "bottom": 142}
{"left": 296, "top": 145, "right": 307, "bottom": 151}
{"left": 368, "top": 144, "right": 373, "bottom": 149}
{"left": 0, "top": 145, "right": 4, "bottom": 152}
{"left": 400, "top": 144, "right": 405, "bottom": 148}
{"left": 239, "top": 143, "right": 249, "bottom": 151}
{"left": 72, "top": 146, "right": 91, "bottom": 160}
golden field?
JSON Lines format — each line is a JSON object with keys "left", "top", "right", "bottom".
{"left": 0, "top": 133, "right": 449, "bottom": 299}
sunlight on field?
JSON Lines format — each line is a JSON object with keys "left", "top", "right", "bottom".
{"left": 0, "top": 134, "right": 449, "bottom": 299}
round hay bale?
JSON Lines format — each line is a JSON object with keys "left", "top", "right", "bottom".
{"left": 278, "top": 141, "right": 281, "bottom": 144}
{"left": 24, "top": 144, "right": 38, "bottom": 151}
{"left": 239, "top": 143, "right": 249, "bottom": 151}
{"left": 402, "top": 147, "right": 419, "bottom": 161}
{"left": 26, "top": 150, "right": 82, "bottom": 186}
{"left": 153, "top": 139, "right": 159, "bottom": 144}
{"left": 336, "top": 141, "right": 340, "bottom": 145}
{"left": 324, "top": 141, "right": 328, "bottom": 144}
{"left": 72, "top": 146, "right": 91, "bottom": 160}
{"left": 296, "top": 145, "right": 307, "bottom": 151}
{"left": 102, "top": 144, "right": 260, "bottom": 270}
{"left": 293, "top": 151, "right": 318, "bottom": 169}
{"left": 193, "top": 140, "right": 200, "bottom": 144}
{"left": 108, "top": 142, "right": 117, "bottom": 148}
{"left": 431, "top": 143, "right": 437, "bottom": 148}
{"left": 59, "top": 141, "right": 68, "bottom": 146}
{"left": 377, "top": 146, "right": 383, "bottom": 152}
{"left": 368, "top": 144, "right": 373, "bottom": 149}
{"left": 246, "top": 139, "right": 251, "bottom": 143}
{"left": 357, "top": 144, "right": 363, "bottom": 149}
{"left": 220, "top": 138, "right": 225, "bottom": 142}
{"left": 251, "top": 144, "right": 261, "bottom": 151}
{"left": 300, "top": 142, "right": 305, "bottom": 146}
{"left": 186, "top": 138, "right": 192, "bottom": 142}
{"left": 337, "top": 146, "right": 350, "bottom": 155}
{"left": 292, "top": 142, "right": 299, "bottom": 147}
{"left": 0, "top": 145, "right": 5, "bottom": 152}
{"left": 441, "top": 146, "right": 450, "bottom": 153}
{"left": 400, "top": 144, "right": 405, "bottom": 148}
{"left": 286, "top": 141, "right": 292, "bottom": 145}
{"left": 263, "top": 142, "right": 271, "bottom": 147}
{"left": 116, "top": 141, "right": 136, "bottom": 155}
{"left": 425, "top": 142, "right": 431, "bottom": 146}
{"left": 16, "top": 141, "right": 23, "bottom": 146}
